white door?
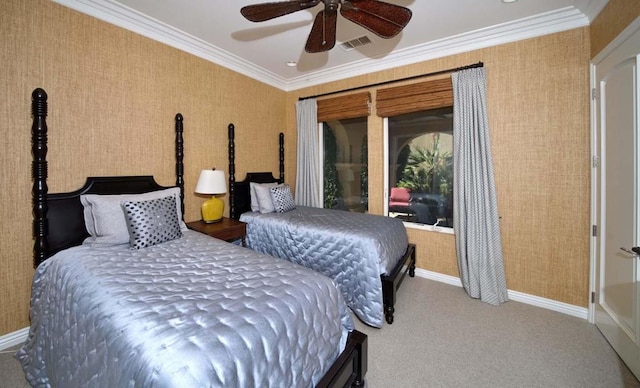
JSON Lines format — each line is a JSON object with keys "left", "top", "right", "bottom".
{"left": 593, "top": 24, "right": 640, "bottom": 379}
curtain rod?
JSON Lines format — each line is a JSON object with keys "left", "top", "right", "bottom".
{"left": 298, "top": 61, "right": 484, "bottom": 101}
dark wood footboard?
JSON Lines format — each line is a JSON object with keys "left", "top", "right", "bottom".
{"left": 381, "top": 244, "right": 416, "bottom": 324}
{"left": 316, "top": 330, "right": 368, "bottom": 388}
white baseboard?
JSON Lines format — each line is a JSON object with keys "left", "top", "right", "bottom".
{"left": 414, "top": 268, "right": 589, "bottom": 320}
{"left": 0, "top": 270, "right": 589, "bottom": 349}
{"left": 0, "top": 327, "right": 29, "bottom": 351}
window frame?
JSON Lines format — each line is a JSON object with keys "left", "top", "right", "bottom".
{"left": 317, "top": 122, "right": 325, "bottom": 205}
{"left": 319, "top": 118, "right": 369, "bottom": 212}
{"left": 383, "top": 116, "right": 455, "bottom": 235}
{"left": 378, "top": 76, "right": 455, "bottom": 234}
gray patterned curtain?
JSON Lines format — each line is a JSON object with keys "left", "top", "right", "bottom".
{"left": 452, "top": 67, "right": 508, "bottom": 305}
{"left": 295, "top": 99, "right": 322, "bottom": 207}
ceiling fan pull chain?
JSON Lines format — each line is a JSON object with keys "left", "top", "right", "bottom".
{"left": 241, "top": 0, "right": 412, "bottom": 53}
{"left": 322, "top": 10, "right": 327, "bottom": 45}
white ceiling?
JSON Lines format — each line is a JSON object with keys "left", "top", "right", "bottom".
{"left": 53, "top": 0, "right": 607, "bottom": 91}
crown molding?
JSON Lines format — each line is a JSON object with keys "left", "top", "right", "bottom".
{"left": 580, "top": 0, "right": 609, "bottom": 22}
{"left": 53, "top": 1, "right": 591, "bottom": 91}
{"left": 284, "top": 6, "right": 589, "bottom": 90}
{"left": 52, "top": 0, "right": 286, "bottom": 89}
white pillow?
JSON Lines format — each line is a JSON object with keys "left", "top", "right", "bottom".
{"left": 250, "top": 182, "right": 278, "bottom": 212}
{"left": 81, "top": 187, "right": 186, "bottom": 246}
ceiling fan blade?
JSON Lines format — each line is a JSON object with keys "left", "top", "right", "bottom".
{"left": 341, "top": 0, "right": 412, "bottom": 38}
{"left": 241, "top": 0, "right": 320, "bottom": 22}
{"left": 305, "top": 9, "right": 337, "bottom": 53}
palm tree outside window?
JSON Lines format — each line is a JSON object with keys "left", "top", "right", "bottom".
{"left": 387, "top": 107, "right": 454, "bottom": 227}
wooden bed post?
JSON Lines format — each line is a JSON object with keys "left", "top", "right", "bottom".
{"left": 228, "top": 123, "right": 236, "bottom": 219}
{"left": 175, "top": 113, "right": 184, "bottom": 217}
{"left": 31, "top": 88, "right": 48, "bottom": 268}
{"left": 227, "top": 125, "right": 284, "bottom": 220}
{"left": 279, "top": 132, "right": 284, "bottom": 183}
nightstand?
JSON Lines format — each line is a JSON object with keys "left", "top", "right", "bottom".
{"left": 186, "top": 218, "right": 247, "bottom": 246}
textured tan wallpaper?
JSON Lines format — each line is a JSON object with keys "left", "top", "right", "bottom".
{"left": 287, "top": 28, "right": 592, "bottom": 308}
{"left": 0, "top": 0, "right": 285, "bottom": 336}
{"left": 590, "top": 0, "right": 640, "bottom": 58}
{"left": 1, "top": 0, "right": 634, "bottom": 338}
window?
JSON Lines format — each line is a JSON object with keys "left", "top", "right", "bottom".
{"left": 317, "top": 92, "right": 370, "bottom": 213}
{"left": 387, "top": 108, "right": 453, "bottom": 227}
{"left": 322, "top": 118, "right": 368, "bottom": 212}
{"left": 377, "top": 76, "right": 454, "bottom": 230}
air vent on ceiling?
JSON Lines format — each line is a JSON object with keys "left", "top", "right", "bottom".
{"left": 339, "top": 35, "right": 372, "bottom": 51}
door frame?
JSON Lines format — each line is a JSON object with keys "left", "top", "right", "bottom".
{"left": 589, "top": 16, "right": 640, "bottom": 324}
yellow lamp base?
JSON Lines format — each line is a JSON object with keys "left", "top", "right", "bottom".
{"left": 201, "top": 196, "right": 224, "bottom": 223}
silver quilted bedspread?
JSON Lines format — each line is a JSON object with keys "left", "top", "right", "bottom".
{"left": 16, "top": 231, "right": 354, "bottom": 387}
{"left": 240, "top": 206, "right": 408, "bottom": 328}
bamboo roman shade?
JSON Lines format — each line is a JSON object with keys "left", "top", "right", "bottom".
{"left": 316, "top": 92, "right": 370, "bottom": 122}
{"left": 376, "top": 77, "right": 453, "bottom": 117}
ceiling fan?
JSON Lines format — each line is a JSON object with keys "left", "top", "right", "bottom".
{"left": 240, "top": 0, "right": 412, "bottom": 53}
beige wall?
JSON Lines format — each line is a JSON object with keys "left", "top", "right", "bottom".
{"left": 591, "top": 0, "right": 640, "bottom": 58}
{"left": 284, "top": 1, "right": 640, "bottom": 307}
{"left": 0, "top": 0, "right": 286, "bottom": 336}
{"left": 2, "top": 0, "right": 638, "bottom": 339}
{"left": 287, "top": 28, "right": 592, "bottom": 307}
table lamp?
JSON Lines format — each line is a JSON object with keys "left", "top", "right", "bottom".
{"left": 195, "top": 168, "right": 227, "bottom": 223}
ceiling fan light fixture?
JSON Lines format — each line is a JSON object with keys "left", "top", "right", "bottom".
{"left": 240, "top": 0, "right": 412, "bottom": 53}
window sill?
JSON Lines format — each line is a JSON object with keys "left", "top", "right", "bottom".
{"left": 403, "top": 221, "right": 455, "bottom": 235}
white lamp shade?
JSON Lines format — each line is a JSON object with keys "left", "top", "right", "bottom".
{"left": 195, "top": 169, "right": 227, "bottom": 195}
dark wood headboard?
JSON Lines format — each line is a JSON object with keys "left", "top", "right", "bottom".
{"left": 30, "top": 88, "right": 185, "bottom": 267}
{"left": 227, "top": 123, "right": 284, "bottom": 220}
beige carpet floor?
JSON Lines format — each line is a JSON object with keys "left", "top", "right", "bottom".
{"left": 353, "top": 277, "right": 640, "bottom": 387}
{"left": 1, "top": 276, "right": 638, "bottom": 387}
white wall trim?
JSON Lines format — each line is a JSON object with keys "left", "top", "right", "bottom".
{"left": 414, "top": 268, "right": 589, "bottom": 320}
{"left": 1, "top": 269, "right": 589, "bottom": 349}
{"left": 0, "top": 327, "right": 29, "bottom": 351}
{"left": 51, "top": 0, "right": 286, "bottom": 90}
{"left": 52, "top": 0, "right": 591, "bottom": 91}
{"left": 589, "top": 60, "right": 599, "bottom": 325}
{"left": 581, "top": 0, "right": 610, "bottom": 23}
{"left": 286, "top": 7, "right": 589, "bottom": 90}
{"left": 592, "top": 16, "right": 640, "bottom": 63}
{"left": 589, "top": 15, "right": 640, "bottom": 325}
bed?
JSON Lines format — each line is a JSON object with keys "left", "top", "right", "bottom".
{"left": 16, "top": 88, "right": 367, "bottom": 388}
{"left": 227, "top": 123, "right": 416, "bottom": 328}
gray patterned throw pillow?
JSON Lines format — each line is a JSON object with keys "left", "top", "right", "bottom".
{"left": 270, "top": 184, "right": 296, "bottom": 213}
{"left": 121, "top": 195, "right": 182, "bottom": 249}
